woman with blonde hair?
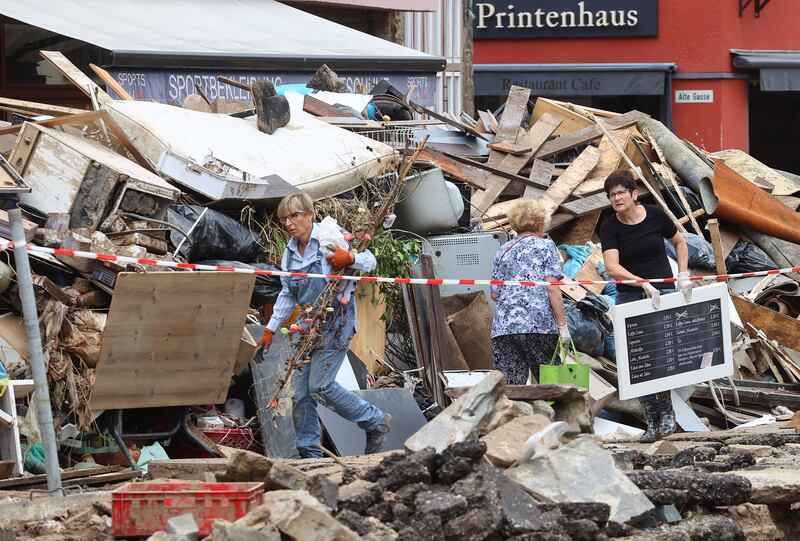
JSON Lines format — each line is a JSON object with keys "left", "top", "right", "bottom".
{"left": 490, "top": 199, "right": 569, "bottom": 384}
{"left": 258, "top": 192, "right": 391, "bottom": 457}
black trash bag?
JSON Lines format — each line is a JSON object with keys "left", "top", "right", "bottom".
{"left": 663, "top": 233, "right": 717, "bottom": 270}
{"left": 662, "top": 186, "right": 708, "bottom": 233}
{"left": 565, "top": 294, "right": 614, "bottom": 357}
{"left": 198, "top": 260, "right": 282, "bottom": 306}
{"left": 167, "top": 205, "right": 263, "bottom": 263}
{"left": 725, "top": 239, "right": 778, "bottom": 273}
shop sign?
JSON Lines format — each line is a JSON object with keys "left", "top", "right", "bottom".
{"left": 613, "top": 283, "right": 733, "bottom": 400}
{"left": 674, "top": 90, "right": 714, "bottom": 103}
{"left": 474, "top": 0, "right": 658, "bottom": 39}
{"left": 474, "top": 69, "right": 666, "bottom": 96}
{"left": 106, "top": 68, "right": 437, "bottom": 107}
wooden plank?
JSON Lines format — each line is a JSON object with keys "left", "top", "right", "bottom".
{"left": 557, "top": 211, "right": 601, "bottom": 246}
{"left": 543, "top": 146, "right": 600, "bottom": 213}
{"left": 707, "top": 218, "right": 727, "bottom": 277}
{"left": 647, "top": 133, "right": 703, "bottom": 236}
{"left": 573, "top": 249, "right": 605, "bottom": 295}
{"left": 561, "top": 191, "right": 611, "bottom": 216}
{"left": 89, "top": 64, "right": 133, "bottom": 100}
{"left": 0, "top": 97, "right": 85, "bottom": 117}
{"left": 0, "top": 465, "right": 122, "bottom": 489}
{"left": 492, "top": 86, "right": 532, "bottom": 148}
{"left": 420, "top": 255, "right": 457, "bottom": 371}
{"left": 418, "top": 148, "right": 488, "bottom": 190}
{"left": 531, "top": 98, "right": 593, "bottom": 136}
{"left": 472, "top": 113, "right": 561, "bottom": 214}
{"left": 525, "top": 159, "right": 556, "bottom": 194}
{"left": 90, "top": 272, "right": 256, "bottom": 410}
{"left": 476, "top": 110, "right": 497, "bottom": 134}
{"left": 733, "top": 295, "right": 800, "bottom": 352}
{"left": 572, "top": 129, "right": 630, "bottom": 197}
{"left": 39, "top": 51, "right": 111, "bottom": 104}
{"left": 488, "top": 141, "right": 532, "bottom": 155}
{"left": 535, "top": 110, "right": 648, "bottom": 160}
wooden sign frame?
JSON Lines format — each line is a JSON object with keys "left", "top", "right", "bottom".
{"left": 613, "top": 282, "right": 734, "bottom": 400}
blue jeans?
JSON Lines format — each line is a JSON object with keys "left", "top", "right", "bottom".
{"left": 288, "top": 251, "right": 383, "bottom": 458}
{"left": 617, "top": 287, "right": 675, "bottom": 404}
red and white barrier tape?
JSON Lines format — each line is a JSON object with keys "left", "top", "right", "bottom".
{"left": 4, "top": 240, "right": 799, "bottom": 288}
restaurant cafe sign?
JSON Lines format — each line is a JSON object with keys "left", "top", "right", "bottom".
{"left": 474, "top": 0, "right": 658, "bottom": 39}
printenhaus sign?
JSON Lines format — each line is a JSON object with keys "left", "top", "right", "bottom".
{"left": 474, "top": 0, "right": 658, "bottom": 39}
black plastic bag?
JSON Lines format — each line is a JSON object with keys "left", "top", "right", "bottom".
{"left": 167, "top": 205, "right": 263, "bottom": 263}
{"left": 199, "top": 260, "right": 282, "bottom": 307}
{"left": 664, "top": 233, "right": 717, "bottom": 270}
{"left": 725, "top": 239, "right": 778, "bottom": 273}
{"left": 565, "top": 295, "right": 614, "bottom": 358}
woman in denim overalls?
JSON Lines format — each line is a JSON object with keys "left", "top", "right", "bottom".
{"left": 260, "top": 193, "right": 391, "bottom": 458}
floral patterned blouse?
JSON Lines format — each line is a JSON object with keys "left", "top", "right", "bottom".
{"left": 490, "top": 235, "right": 563, "bottom": 338}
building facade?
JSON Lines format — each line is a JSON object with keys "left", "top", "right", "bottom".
{"left": 474, "top": 0, "right": 800, "bottom": 174}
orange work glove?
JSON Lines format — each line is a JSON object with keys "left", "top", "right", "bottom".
{"left": 326, "top": 245, "right": 355, "bottom": 270}
{"left": 257, "top": 329, "right": 274, "bottom": 352}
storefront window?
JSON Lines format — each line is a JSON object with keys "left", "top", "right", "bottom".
{"left": 3, "top": 22, "right": 108, "bottom": 86}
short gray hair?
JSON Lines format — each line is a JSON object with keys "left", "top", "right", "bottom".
{"left": 507, "top": 199, "right": 550, "bottom": 233}
{"left": 277, "top": 192, "right": 314, "bottom": 218}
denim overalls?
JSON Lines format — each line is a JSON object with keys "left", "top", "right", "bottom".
{"left": 287, "top": 250, "right": 383, "bottom": 458}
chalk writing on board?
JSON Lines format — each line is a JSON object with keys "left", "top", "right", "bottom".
{"left": 624, "top": 299, "right": 724, "bottom": 384}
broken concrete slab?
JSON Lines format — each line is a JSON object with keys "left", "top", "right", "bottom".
{"left": 727, "top": 444, "right": 774, "bottom": 458}
{"left": 405, "top": 370, "right": 505, "bottom": 453}
{"left": 0, "top": 491, "right": 110, "bottom": 527}
{"left": 211, "top": 521, "right": 281, "bottom": 541}
{"left": 645, "top": 440, "right": 680, "bottom": 456}
{"left": 218, "top": 450, "right": 273, "bottom": 482}
{"left": 238, "top": 490, "right": 359, "bottom": 541}
{"left": 628, "top": 469, "right": 752, "bottom": 507}
{"left": 731, "top": 467, "right": 800, "bottom": 504}
{"left": 728, "top": 503, "right": 783, "bottom": 541}
{"left": 267, "top": 461, "right": 308, "bottom": 491}
{"left": 148, "top": 458, "right": 229, "bottom": 481}
{"left": 338, "top": 479, "right": 381, "bottom": 514}
{"left": 481, "top": 414, "right": 552, "bottom": 467}
{"left": 506, "top": 437, "right": 654, "bottom": 523}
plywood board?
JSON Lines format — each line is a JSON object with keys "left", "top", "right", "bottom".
{"left": 350, "top": 283, "right": 386, "bottom": 375}
{"left": 90, "top": 272, "right": 255, "bottom": 410}
{"left": 573, "top": 249, "right": 605, "bottom": 295}
{"left": 573, "top": 129, "right": 631, "bottom": 197}
{"left": 531, "top": 98, "right": 593, "bottom": 136}
{"left": 557, "top": 211, "right": 601, "bottom": 246}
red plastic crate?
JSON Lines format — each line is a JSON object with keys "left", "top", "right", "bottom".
{"left": 201, "top": 427, "right": 257, "bottom": 450}
{"left": 112, "top": 481, "right": 264, "bottom": 538}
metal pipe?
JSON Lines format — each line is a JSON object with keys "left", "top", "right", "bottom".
{"left": 10, "top": 209, "right": 62, "bottom": 494}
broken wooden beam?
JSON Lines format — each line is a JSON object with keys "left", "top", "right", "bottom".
{"left": 732, "top": 295, "right": 800, "bottom": 351}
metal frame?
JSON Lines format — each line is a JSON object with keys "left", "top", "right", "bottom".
{"left": 739, "top": 0, "right": 772, "bottom": 18}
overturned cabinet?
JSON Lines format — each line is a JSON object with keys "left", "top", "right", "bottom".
{"left": 9, "top": 123, "right": 180, "bottom": 230}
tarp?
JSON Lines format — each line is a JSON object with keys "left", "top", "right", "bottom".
{"left": 0, "top": 0, "right": 444, "bottom": 71}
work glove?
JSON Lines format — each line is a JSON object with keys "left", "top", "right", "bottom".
{"left": 257, "top": 328, "right": 274, "bottom": 354}
{"left": 557, "top": 324, "right": 571, "bottom": 344}
{"left": 642, "top": 282, "right": 661, "bottom": 311}
{"left": 326, "top": 245, "right": 355, "bottom": 270}
{"left": 677, "top": 271, "right": 694, "bottom": 303}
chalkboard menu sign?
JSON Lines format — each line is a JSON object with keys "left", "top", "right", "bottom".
{"left": 614, "top": 283, "right": 734, "bottom": 400}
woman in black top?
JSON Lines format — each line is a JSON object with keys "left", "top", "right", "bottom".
{"left": 599, "top": 169, "right": 691, "bottom": 443}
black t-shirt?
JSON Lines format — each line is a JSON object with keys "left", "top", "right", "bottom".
{"left": 599, "top": 205, "right": 677, "bottom": 292}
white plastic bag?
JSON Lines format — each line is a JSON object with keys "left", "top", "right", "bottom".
{"left": 318, "top": 216, "right": 349, "bottom": 254}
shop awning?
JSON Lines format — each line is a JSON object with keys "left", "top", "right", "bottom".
{"left": 473, "top": 63, "right": 676, "bottom": 97}
{"left": 0, "top": 0, "right": 445, "bottom": 72}
{"left": 732, "top": 50, "right": 800, "bottom": 91}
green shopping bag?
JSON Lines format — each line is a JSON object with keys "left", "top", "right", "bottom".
{"left": 539, "top": 338, "right": 590, "bottom": 390}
